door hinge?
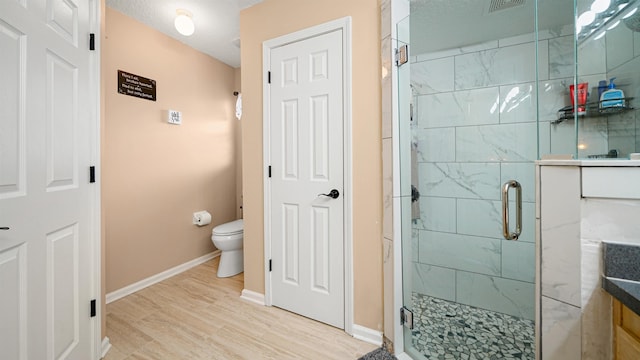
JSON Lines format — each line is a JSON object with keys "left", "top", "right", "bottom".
{"left": 395, "top": 44, "right": 409, "bottom": 67}
{"left": 267, "top": 71, "right": 271, "bottom": 84}
{"left": 268, "top": 165, "right": 272, "bottom": 178}
{"left": 400, "top": 306, "right": 414, "bottom": 329}
{"left": 89, "top": 166, "right": 96, "bottom": 183}
{"left": 90, "top": 299, "right": 96, "bottom": 317}
{"left": 269, "top": 259, "right": 272, "bottom": 272}
{"left": 89, "top": 33, "right": 95, "bottom": 51}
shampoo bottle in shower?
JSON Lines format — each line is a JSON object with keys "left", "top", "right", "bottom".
{"left": 600, "top": 77, "right": 625, "bottom": 109}
{"left": 598, "top": 80, "right": 607, "bottom": 99}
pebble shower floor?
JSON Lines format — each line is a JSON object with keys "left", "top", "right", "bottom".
{"left": 411, "top": 293, "right": 535, "bottom": 360}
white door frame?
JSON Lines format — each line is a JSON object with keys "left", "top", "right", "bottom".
{"left": 89, "top": 0, "right": 102, "bottom": 358}
{"left": 262, "top": 17, "right": 353, "bottom": 334}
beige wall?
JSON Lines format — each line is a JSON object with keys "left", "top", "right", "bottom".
{"left": 103, "top": 8, "right": 239, "bottom": 292}
{"left": 240, "top": 0, "right": 383, "bottom": 330}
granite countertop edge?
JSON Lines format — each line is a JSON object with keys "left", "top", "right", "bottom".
{"left": 602, "top": 277, "right": 640, "bottom": 316}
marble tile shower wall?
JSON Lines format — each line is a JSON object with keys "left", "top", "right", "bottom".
{"left": 549, "top": 18, "right": 640, "bottom": 158}
{"left": 602, "top": 23, "right": 640, "bottom": 157}
{"left": 408, "top": 28, "right": 600, "bottom": 321}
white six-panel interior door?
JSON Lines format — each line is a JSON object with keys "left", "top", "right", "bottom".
{"left": 0, "top": 0, "right": 98, "bottom": 359}
{"left": 266, "top": 24, "right": 349, "bottom": 329}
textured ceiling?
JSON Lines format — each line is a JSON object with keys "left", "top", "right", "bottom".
{"left": 108, "top": 0, "right": 574, "bottom": 67}
{"left": 105, "top": 0, "right": 263, "bottom": 68}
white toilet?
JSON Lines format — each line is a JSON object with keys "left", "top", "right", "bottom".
{"left": 211, "top": 219, "right": 244, "bottom": 277}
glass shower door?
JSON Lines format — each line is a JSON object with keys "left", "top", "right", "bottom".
{"left": 397, "top": 1, "right": 574, "bottom": 358}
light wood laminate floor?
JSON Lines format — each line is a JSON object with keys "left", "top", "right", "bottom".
{"left": 104, "top": 257, "right": 377, "bottom": 360}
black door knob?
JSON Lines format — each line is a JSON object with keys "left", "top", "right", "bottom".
{"left": 0, "top": 227, "right": 9, "bottom": 230}
{"left": 318, "top": 189, "right": 340, "bottom": 199}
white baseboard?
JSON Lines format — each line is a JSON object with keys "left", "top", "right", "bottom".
{"left": 101, "top": 337, "right": 111, "bottom": 359}
{"left": 240, "top": 289, "right": 265, "bottom": 306}
{"left": 352, "top": 324, "right": 383, "bottom": 346}
{"left": 106, "top": 251, "right": 220, "bottom": 304}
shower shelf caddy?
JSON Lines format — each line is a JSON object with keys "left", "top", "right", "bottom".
{"left": 553, "top": 98, "right": 634, "bottom": 124}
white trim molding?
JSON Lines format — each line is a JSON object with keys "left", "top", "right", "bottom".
{"left": 390, "top": 0, "right": 411, "bottom": 354}
{"left": 89, "top": 0, "right": 103, "bottom": 358}
{"left": 262, "top": 15, "right": 354, "bottom": 334}
{"left": 352, "top": 324, "right": 383, "bottom": 346}
{"left": 240, "top": 289, "right": 266, "bottom": 306}
{"left": 106, "top": 251, "right": 220, "bottom": 304}
{"left": 101, "top": 337, "right": 112, "bottom": 359}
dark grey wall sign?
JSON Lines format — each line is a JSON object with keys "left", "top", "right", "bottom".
{"left": 118, "top": 70, "right": 156, "bottom": 101}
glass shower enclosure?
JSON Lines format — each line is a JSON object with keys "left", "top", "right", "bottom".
{"left": 400, "top": 0, "right": 640, "bottom": 357}
{"left": 394, "top": 0, "right": 613, "bottom": 358}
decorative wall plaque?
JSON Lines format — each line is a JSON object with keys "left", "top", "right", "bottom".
{"left": 118, "top": 70, "right": 156, "bottom": 101}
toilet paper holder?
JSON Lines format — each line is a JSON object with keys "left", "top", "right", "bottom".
{"left": 192, "top": 211, "right": 212, "bottom": 226}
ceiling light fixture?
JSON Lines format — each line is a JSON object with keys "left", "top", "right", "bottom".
{"left": 591, "top": 0, "right": 611, "bottom": 13}
{"left": 607, "top": 19, "right": 621, "bottom": 30}
{"left": 578, "top": 0, "right": 637, "bottom": 42}
{"left": 623, "top": 7, "right": 638, "bottom": 19}
{"left": 174, "top": 9, "right": 195, "bottom": 36}
{"left": 578, "top": 10, "right": 597, "bottom": 28}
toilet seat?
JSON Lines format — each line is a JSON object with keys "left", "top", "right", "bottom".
{"left": 212, "top": 219, "right": 243, "bottom": 236}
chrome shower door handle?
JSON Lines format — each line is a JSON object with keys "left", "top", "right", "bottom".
{"left": 502, "top": 180, "right": 522, "bottom": 241}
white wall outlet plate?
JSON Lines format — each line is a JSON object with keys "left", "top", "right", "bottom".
{"left": 167, "top": 110, "right": 182, "bottom": 125}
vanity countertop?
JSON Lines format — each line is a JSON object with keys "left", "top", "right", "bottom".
{"left": 603, "top": 277, "right": 640, "bottom": 316}
{"left": 602, "top": 242, "right": 640, "bottom": 316}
